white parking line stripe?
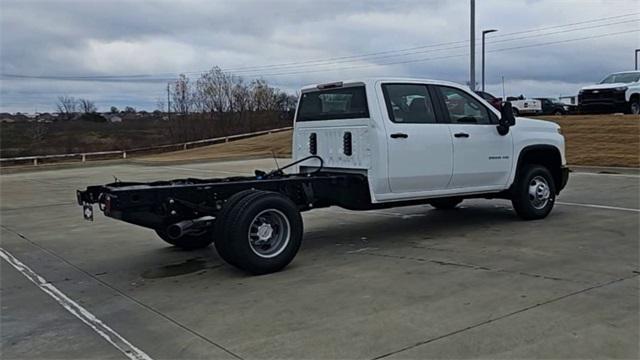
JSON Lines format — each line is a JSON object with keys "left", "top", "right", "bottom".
{"left": 571, "top": 172, "right": 640, "bottom": 179}
{"left": 0, "top": 248, "right": 154, "bottom": 360}
{"left": 557, "top": 201, "right": 640, "bottom": 213}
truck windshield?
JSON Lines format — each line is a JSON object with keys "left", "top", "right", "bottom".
{"left": 297, "top": 86, "right": 369, "bottom": 121}
{"left": 600, "top": 73, "right": 640, "bottom": 84}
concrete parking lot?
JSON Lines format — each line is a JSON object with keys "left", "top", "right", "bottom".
{"left": 1, "top": 159, "right": 638, "bottom": 359}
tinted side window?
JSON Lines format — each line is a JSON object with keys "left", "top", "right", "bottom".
{"left": 382, "top": 84, "right": 437, "bottom": 124}
{"left": 438, "top": 86, "right": 492, "bottom": 125}
{"left": 297, "top": 86, "right": 369, "bottom": 121}
{"left": 477, "top": 91, "right": 495, "bottom": 101}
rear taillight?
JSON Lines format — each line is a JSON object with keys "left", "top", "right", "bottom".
{"left": 309, "top": 133, "right": 317, "bottom": 155}
{"left": 343, "top": 132, "right": 352, "bottom": 156}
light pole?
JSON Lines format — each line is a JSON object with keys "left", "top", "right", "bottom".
{"left": 635, "top": 49, "right": 640, "bottom": 70}
{"left": 469, "top": 0, "right": 476, "bottom": 91}
{"left": 482, "top": 29, "right": 498, "bottom": 92}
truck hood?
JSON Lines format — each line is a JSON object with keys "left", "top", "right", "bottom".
{"left": 580, "top": 82, "right": 629, "bottom": 91}
{"left": 514, "top": 117, "right": 559, "bottom": 131}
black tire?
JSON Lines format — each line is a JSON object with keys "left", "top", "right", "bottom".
{"left": 215, "top": 191, "right": 303, "bottom": 275}
{"left": 213, "top": 190, "right": 262, "bottom": 267}
{"left": 553, "top": 110, "right": 564, "bottom": 116}
{"left": 629, "top": 99, "right": 640, "bottom": 115}
{"left": 155, "top": 228, "right": 214, "bottom": 250}
{"left": 429, "top": 198, "right": 462, "bottom": 210}
{"left": 512, "top": 107, "right": 520, "bottom": 117}
{"left": 511, "top": 164, "right": 556, "bottom": 220}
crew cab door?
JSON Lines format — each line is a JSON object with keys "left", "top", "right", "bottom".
{"left": 433, "top": 85, "right": 513, "bottom": 189}
{"left": 380, "top": 83, "right": 453, "bottom": 193}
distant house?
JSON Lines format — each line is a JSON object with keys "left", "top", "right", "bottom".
{"left": 121, "top": 113, "right": 138, "bottom": 122}
{"left": 106, "top": 114, "right": 122, "bottom": 123}
{"left": 1, "top": 113, "right": 29, "bottom": 122}
{"left": 36, "top": 113, "right": 58, "bottom": 123}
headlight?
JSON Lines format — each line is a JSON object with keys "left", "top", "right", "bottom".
{"left": 614, "top": 86, "right": 628, "bottom": 92}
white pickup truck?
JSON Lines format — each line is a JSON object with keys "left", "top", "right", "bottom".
{"left": 578, "top": 70, "right": 640, "bottom": 114}
{"left": 77, "top": 77, "right": 569, "bottom": 274}
{"left": 508, "top": 97, "right": 542, "bottom": 116}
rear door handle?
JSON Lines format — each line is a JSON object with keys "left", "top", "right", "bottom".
{"left": 390, "top": 133, "right": 408, "bottom": 139}
{"left": 454, "top": 132, "right": 469, "bottom": 138}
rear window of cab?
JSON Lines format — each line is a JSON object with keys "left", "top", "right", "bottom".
{"left": 296, "top": 86, "right": 369, "bottom": 121}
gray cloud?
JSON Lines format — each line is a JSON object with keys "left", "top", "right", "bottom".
{"left": 1, "top": 0, "right": 638, "bottom": 112}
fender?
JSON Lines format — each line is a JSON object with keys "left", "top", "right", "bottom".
{"left": 511, "top": 144, "right": 567, "bottom": 194}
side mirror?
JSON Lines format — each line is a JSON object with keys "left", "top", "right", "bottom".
{"left": 497, "top": 101, "right": 516, "bottom": 135}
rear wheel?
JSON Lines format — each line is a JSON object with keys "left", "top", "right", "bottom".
{"left": 429, "top": 198, "right": 462, "bottom": 210}
{"left": 511, "top": 164, "right": 556, "bottom": 220}
{"left": 512, "top": 107, "right": 520, "bottom": 117}
{"left": 155, "top": 228, "right": 213, "bottom": 250}
{"left": 215, "top": 191, "right": 303, "bottom": 275}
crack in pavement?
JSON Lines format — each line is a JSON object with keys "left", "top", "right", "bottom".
{"left": 1, "top": 201, "right": 76, "bottom": 212}
{"left": 353, "top": 251, "right": 587, "bottom": 284}
{"left": 371, "top": 273, "right": 639, "bottom": 359}
{"left": 0, "top": 224, "right": 244, "bottom": 360}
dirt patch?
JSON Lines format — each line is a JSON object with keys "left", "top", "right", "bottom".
{"left": 141, "top": 115, "right": 639, "bottom": 168}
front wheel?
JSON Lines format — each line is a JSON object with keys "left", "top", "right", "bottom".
{"left": 629, "top": 99, "right": 640, "bottom": 115}
{"left": 215, "top": 191, "right": 303, "bottom": 275}
{"left": 511, "top": 165, "right": 556, "bottom": 220}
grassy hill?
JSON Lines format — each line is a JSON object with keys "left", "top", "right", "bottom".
{"left": 140, "top": 115, "right": 639, "bottom": 168}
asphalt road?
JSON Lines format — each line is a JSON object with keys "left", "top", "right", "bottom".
{"left": 1, "top": 159, "right": 638, "bottom": 359}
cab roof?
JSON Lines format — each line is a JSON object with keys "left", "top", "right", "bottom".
{"left": 300, "top": 77, "right": 470, "bottom": 92}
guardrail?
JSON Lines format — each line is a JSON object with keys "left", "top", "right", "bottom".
{"left": 0, "top": 126, "right": 293, "bottom": 167}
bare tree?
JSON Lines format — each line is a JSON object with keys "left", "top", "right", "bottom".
{"left": 155, "top": 98, "right": 165, "bottom": 113}
{"left": 250, "top": 79, "right": 279, "bottom": 111}
{"left": 56, "top": 96, "right": 77, "bottom": 119}
{"left": 196, "top": 67, "right": 232, "bottom": 114}
{"left": 171, "top": 74, "right": 193, "bottom": 115}
{"left": 232, "top": 78, "right": 251, "bottom": 115}
{"left": 110, "top": 106, "right": 119, "bottom": 113}
{"left": 78, "top": 98, "right": 97, "bottom": 113}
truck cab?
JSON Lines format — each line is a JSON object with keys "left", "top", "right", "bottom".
{"left": 294, "top": 78, "right": 567, "bottom": 206}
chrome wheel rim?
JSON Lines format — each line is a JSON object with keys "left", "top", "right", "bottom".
{"left": 631, "top": 102, "right": 640, "bottom": 115}
{"left": 248, "top": 209, "right": 290, "bottom": 258}
{"left": 528, "top": 176, "right": 551, "bottom": 210}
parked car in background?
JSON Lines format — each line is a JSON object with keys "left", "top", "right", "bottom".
{"left": 534, "top": 98, "right": 570, "bottom": 115}
{"left": 507, "top": 96, "right": 542, "bottom": 116}
{"left": 475, "top": 91, "right": 502, "bottom": 110}
{"left": 578, "top": 71, "right": 640, "bottom": 114}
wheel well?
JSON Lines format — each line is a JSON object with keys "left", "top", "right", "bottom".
{"left": 630, "top": 93, "right": 639, "bottom": 102}
{"left": 516, "top": 146, "right": 562, "bottom": 192}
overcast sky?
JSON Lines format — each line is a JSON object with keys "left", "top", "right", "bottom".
{"left": 1, "top": 0, "right": 639, "bottom": 113}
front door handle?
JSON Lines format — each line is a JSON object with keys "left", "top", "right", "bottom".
{"left": 454, "top": 132, "right": 469, "bottom": 138}
{"left": 390, "top": 133, "right": 408, "bottom": 139}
